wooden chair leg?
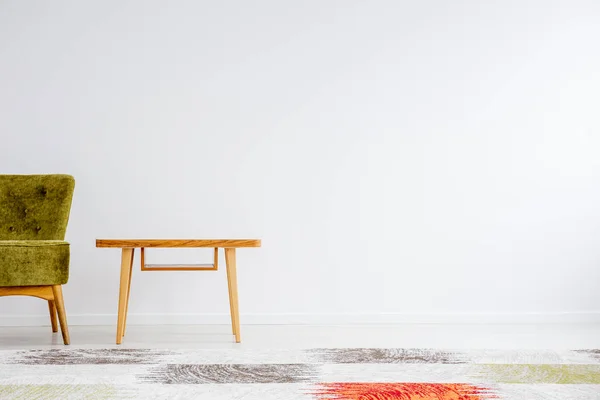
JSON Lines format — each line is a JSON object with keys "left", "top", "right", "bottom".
{"left": 116, "top": 248, "right": 133, "bottom": 344}
{"left": 122, "top": 248, "right": 135, "bottom": 337}
{"left": 48, "top": 300, "right": 58, "bottom": 333}
{"left": 225, "top": 248, "right": 241, "bottom": 343}
{"left": 51, "top": 285, "right": 70, "bottom": 345}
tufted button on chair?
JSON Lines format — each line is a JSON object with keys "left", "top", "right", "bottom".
{"left": 0, "top": 175, "right": 75, "bottom": 345}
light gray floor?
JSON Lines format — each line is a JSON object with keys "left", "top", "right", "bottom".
{"left": 1, "top": 324, "right": 600, "bottom": 350}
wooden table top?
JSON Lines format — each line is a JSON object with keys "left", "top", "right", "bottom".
{"left": 96, "top": 239, "right": 261, "bottom": 248}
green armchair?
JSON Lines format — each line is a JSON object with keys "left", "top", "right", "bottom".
{"left": 0, "top": 175, "right": 75, "bottom": 345}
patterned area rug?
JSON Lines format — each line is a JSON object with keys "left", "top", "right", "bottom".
{"left": 0, "top": 348, "right": 599, "bottom": 399}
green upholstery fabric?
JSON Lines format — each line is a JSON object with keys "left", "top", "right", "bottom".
{"left": 0, "top": 175, "right": 74, "bottom": 287}
{"left": 0, "top": 175, "right": 75, "bottom": 240}
{"left": 0, "top": 241, "right": 70, "bottom": 286}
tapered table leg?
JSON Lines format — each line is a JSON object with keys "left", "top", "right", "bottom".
{"left": 225, "top": 248, "right": 241, "bottom": 343}
{"left": 123, "top": 248, "right": 135, "bottom": 337}
{"left": 116, "top": 248, "right": 134, "bottom": 344}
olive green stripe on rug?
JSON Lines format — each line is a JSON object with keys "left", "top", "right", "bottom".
{"left": 0, "top": 385, "right": 123, "bottom": 400}
{"left": 476, "top": 364, "right": 600, "bottom": 384}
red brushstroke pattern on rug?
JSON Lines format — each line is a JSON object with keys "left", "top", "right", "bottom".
{"left": 312, "top": 383, "right": 496, "bottom": 400}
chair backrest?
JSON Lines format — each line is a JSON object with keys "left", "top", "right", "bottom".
{"left": 0, "top": 175, "right": 75, "bottom": 240}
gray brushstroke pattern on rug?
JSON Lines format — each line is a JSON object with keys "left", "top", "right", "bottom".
{"left": 142, "top": 364, "right": 317, "bottom": 384}
{"left": 310, "top": 348, "right": 467, "bottom": 364}
{"left": 8, "top": 349, "right": 174, "bottom": 365}
{"left": 574, "top": 350, "right": 600, "bottom": 362}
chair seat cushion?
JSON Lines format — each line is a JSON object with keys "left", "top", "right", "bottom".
{"left": 0, "top": 241, "right": 69, "bottom": 286}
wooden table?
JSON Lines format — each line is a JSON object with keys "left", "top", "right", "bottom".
{"left": 95, "top": 239, "right": 261, "bottom": 344}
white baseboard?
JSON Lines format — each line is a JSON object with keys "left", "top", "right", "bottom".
{"left": 1, "top": 312, "right": 599, "bottom": 327}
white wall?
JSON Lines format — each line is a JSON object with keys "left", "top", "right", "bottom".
{"left": 1, "top": 0, "right": 599, "bottom": 326}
